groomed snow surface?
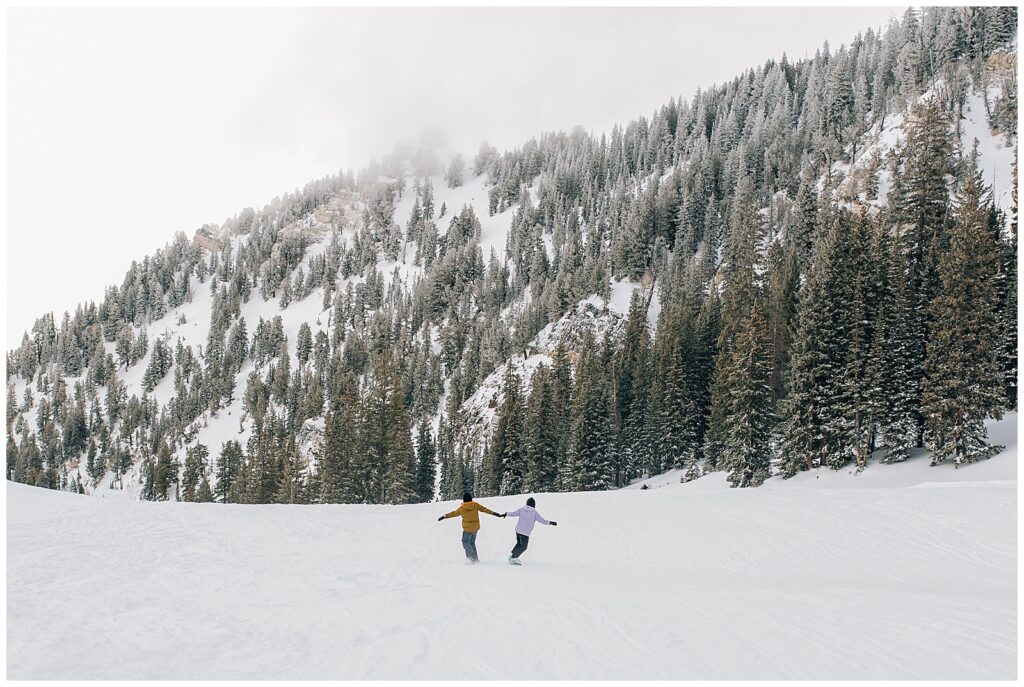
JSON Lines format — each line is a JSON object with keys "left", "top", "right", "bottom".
{"left": 7, "top": 415, "right": 1017, "bottom": 679}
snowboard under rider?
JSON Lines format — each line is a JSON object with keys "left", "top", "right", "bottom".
{"left": 437, "top": 492, "right": 504, "bottom": 563}
{"left": 502, "top": 497, "right": 557, "bottom": 565}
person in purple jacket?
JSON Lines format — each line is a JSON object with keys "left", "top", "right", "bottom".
{"left": 502, "top": 497, "right": 557, "bottom": 565}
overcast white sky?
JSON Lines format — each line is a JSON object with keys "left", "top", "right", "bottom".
{"left": 6, "top": 6, "right": 904, "bottom": 347}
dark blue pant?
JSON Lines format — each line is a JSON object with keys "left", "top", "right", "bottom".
{"left": 462, "top": 531, "right": 478, "bottom": 561}
{"left": 511, "top": 533, "right": 530, "bottom": 559}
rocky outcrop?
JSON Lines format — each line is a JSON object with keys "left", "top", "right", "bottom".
{"left": 192, "top": 225, "right": 220, "bottom": 252}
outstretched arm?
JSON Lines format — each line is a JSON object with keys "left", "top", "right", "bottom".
{"left": 505, "top": 507, "right": 523, "bottom": 518}
{"left": 477, "top": 504, "right": 500, "bottom": 516}
{"left": 438, "top": 506, "right": 463, "bottom": 521}
{"left": 536, "top": 512, "right": 552, "bottom": 525}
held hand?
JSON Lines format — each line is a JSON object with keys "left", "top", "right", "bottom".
{"left": 501, "top": 512, "right": 508, "bottom": 518}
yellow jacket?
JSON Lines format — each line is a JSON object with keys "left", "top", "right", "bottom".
{"left": 443, "top": 501, "right": 499, "bottom": 532}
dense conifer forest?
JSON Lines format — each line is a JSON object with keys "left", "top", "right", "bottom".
{"left": 5, "top": 7, "right": 1018, "bottom": 502}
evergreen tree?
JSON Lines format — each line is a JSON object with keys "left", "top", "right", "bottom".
{"left": 878, "top": 246, "right": 918, "bottom": 463}
{"left": 996, "top": 156, "right": 1018, "bottom": 410}
{"left": 889, "top": 99, "right": 954, "bottom": 444}
{"left": 779, "top": 216, "right": 856, "bottom": 475}
{"left": 414, "top": 419, "right": 436, "bottom": 503}
{"left": 489, "top": 362, "right": 526, "bottom": 496}
{"left": 612, "top": 291, "right": 652, "bottom": 486}
{"left": 151, "top": 442, "right": 179, "bottom": 501}
{"left": 215, "top": 440, "right": 244, "bottom": 503}
{"left": 922, "top": 156, "right": 1004, "bottom": 465}
{"left": 276, "top": 439, "right": 308, "bottom": 504}
{"left": 196, "top": 473, "right": 214, "bottom": 502}
{"left": 181, "top": 444, "right": 209, "bottom": 502}
{"left": 656, "top": 303, "right": 701, "bottom": 472}
{"left": 549, "top": 341, "right": 574, "bottom": 491}
{"left": 722, "top": 309, "right": 775, "bottom": 487}
{"left": 142, "top": 338, "right": 173, "bottom": 393}
{"left": 246, "top": 427, "right": 283, "bottom": 504}
{"left": 445, "top": 154, "right": 466, "bottom": 189}
{"left": 360, "top": 354, "right": 417, "bottom": 504}
{"left": 523, "top": 363, "right": 559, "bottom": 492}
{"left": 320, "top": 383, "right": 359, "bottom": 503}
{"left": 85, "top": 438, "right": 102, "bottom": 481}
{"left": 566, "top": 329, "right": 613, "bottom": 491}
{"left": 841, "top": 214, "right": 883, "bottom": 467}
{"left": 296, "top": 323, "right": 313, "bottom": 366}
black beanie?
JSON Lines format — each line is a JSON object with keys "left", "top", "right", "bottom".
{"left": 526, "top": 497, "right": 536, "bottom": 507}
{"left": 463, "top": 492, "right": 472, "bottom": 502}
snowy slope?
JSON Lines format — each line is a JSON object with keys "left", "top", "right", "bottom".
{"left": 23, "top": 162, "right": 658, "bottom": 497}
{"left": 453, "top": 278, "right": 659, "bottom": 450}
{"left": 7, "top": 415, "right": 1016, "bottom": 680}
{"left": 2, "top": 166, "right": 525, "bottom": 497}
{"left": 833, "top": 75, "right": 1017, "bottom": 224}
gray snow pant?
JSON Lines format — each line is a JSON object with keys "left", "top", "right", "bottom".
{"left": 511, "top": 533, "right": 530, "bottom": 559}
{"left": 462, "top": 531, "right": 479, "bottom": 561}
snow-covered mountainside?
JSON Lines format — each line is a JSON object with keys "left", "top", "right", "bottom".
{"left": 7, "top": 414, "right": 1016, "bottom": 679}
{"left": 5, "top": 7, "right": 1018, "bottom": 505}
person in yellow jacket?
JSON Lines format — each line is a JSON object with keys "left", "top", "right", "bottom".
{"left": 437, "top": 492, "right": 505, "bottom": 563}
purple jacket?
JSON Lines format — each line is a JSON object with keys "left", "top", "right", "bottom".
{"left": 507, "top": 505, "right": 550, "bottom": 536}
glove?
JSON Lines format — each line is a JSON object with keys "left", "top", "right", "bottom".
{"left": 501, "top": 513, "right": 507, "bottom": 518}
{"left": 550, "top": 521, "right": 558, "bottom": 526}
{"left": 437, "top": 515, "right": 445, "bottom": 521}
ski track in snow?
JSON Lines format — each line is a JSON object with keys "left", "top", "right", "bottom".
{"left": 7, "top": 415, "right": 1017, "bottom": 679}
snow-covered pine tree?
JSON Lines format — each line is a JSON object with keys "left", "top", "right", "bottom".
{"left": 522, "top": 363, "right": 559, "bottom": 493}
{"left": 141, "top": 337, "right": 173, "bottom": 393}
{"left": 358, "top": 353, "right": 417, "bottom": 505}
{"left": 445, "top": 154, "right": 466, "bottom": 189}
{"left": 764, "top": 245, "right": 800, "bottom": 403}
{"left": 245, "top": 424, "right": 283, "bottom": 504}
{"left": 320, "top": 382, "right": 359, "bottom": 503}
{"left": 722, "top": 308, "right": 774, "bottom": 487}
{"left": 995, "top": 154, "right": 1018, "bottom": 410}
{"left": 613, "top": 291, "right": 652, "bottom": 486}
{"left": 566, "top": 328, "right": 614, "bottom": 491}
{"left": 296, "top": 322, "right": 313, "bottom": 366}
{"left": 706, "top": 176, "right": 765, "bottom": 467}
{"left": 196, "top": 473, "right": 214, "bottom": 502}
{"left": 779, "top": 215, "right": 855, "bottom": 475}
{"left": 414, "top": 419, "right": 436, "bottom": 503}
{"left": 889, "top": 98, "right": 954, "bottom": 445}
{"left": 876, "top": 243, "right": 918, "bottom": 463}
{"left": 181, "top": 444, "right": 209, "bottom": 502}
{"left": 491, "top": 362, "right": 526, "bottom": 496}
{"left": 841, "top": 213, "right": 883, "bottom": 468}
{"left": 549, "top": 340, "right": 574, "bottom": 492}
{"left": 276, "top": 438, "right": 308, "bottom": 504}
{"left": 921, "top": 152, "right": 1004, "bottom": 465}
{"left": 655, "top": 303, "right": 700, "bottom": 472}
